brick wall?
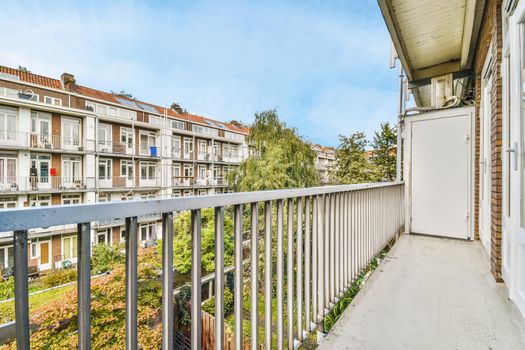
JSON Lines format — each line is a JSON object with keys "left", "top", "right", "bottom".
{"left": 473, "top": 0, "right": 504, "bottom": 281}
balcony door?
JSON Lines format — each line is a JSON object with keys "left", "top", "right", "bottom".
{"left": 479, "top": 61, "right": 493, "bottom": 253}
{"left": 30, "top": 154, "right": 51, "bottom": 190}
{"left": 62, "top": 156, "right": 82, "bottom": 189}
{"left": 0, "top": 106, "right": 17, "bottom": 145}
{"left": 30, "top": 112, "right": 51, "bottom": 148}
{"left": 0, "top": 153, "right": 16, "bottom": 190}
{"left": 506, "top": 5, "right": 525, "bottom": 318}
{"left": 120, "top": 127, "right": 134, "bottom": 155}
{"left": 62, "top": 117, "right": 81, "bottom": 150}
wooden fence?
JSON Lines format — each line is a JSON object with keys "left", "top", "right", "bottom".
{"left": 201, "top": 311, "right": 254, "bottom": 350}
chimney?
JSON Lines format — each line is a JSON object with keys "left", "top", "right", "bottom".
{"left": 61, "top": 73, "right": 76, "bottom": 92}
{"left": 170, "top": 102, "right": 183, "bottom": 114}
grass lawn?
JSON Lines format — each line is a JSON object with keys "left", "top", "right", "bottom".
{"left": 0, "top": 284, "right": 74, "bottom": 324}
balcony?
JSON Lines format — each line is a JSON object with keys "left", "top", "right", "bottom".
{"left": 1, "top": 176, "right": 93, "bottom": 192}
{"left": 98, "top": 140, "right": 133, "bottom": 155}
{"left": 0, "top": 182, "right": 523, "bottom": 349}
{"left": 0, "top": 131, "right": 92, "bottom": 151}
{"left": 0, "top": 182, "right": 403, "bottom": 349}
{"left": 173, "top": 176, "right": 194, "bottom": 187}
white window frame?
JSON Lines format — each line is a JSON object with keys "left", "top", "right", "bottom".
{"left": 44, "top": 96, "right": 62, "bottom": 106}
{"left": 61, "top": 117, "right": 81, "bottom": 150}
{"left": 61, "top": 235, "right": 78, "bottom": 262}
{"left": 62, "top": 193, "right": 81, "bottom": 205}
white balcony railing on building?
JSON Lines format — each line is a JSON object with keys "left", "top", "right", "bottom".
{"left": 172, "top": 176, "right": 194, "bottom": 187}
{"left": 0, "top": 130, "right": 93, "bottom": 151}
{"left": 0, "top": 176, "right": 93, "bottom": 192}
{"left": 0, "top": 182, "right": 404, "bottom": 349}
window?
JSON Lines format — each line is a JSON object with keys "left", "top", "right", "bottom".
{"left": 192, "top": 124, "right": 219, "bottom": 137}
{"left": 96, "top": 229, "right": 111, "bottom": 246}
{"left": 198, "top": 165, "right": 206, "bottom": 179}
{"left": 183, "top": 190, "right": 192, "bottom": 197}
{"left": 62, "top": 117, "right": 81, "bottom": 148}
{"left": 62, "top": 235, "right": 78, "bottom": 260}
{"left": 30, "top": 195, "right": 51, "bottom": 207}
{"left": 0, "top": 153, "right": 16, "bottom": 184}
{"left": 121, "top": 160, "right": 133, "bottom": 179}
{"left": 0, "top": 246, "right": 14, "bottom": 270}
{"left": 139, "top": 131, "right": 156, "bottom": 155}
{"left": 140, "top": 161, "right": 156, "bottom": 180}
{"left": 98, "top": 193, "right": 110, "bottom": 202}
{"left": 120, "top": 227, "right": 126, "bottom": 242}
{"left": 183, "top": 138, "right": 193, "bottom": 158}
{"left": 62, "top": 155, "right": 82, "bottom": 181}
{"left": 224, "top": 131, "right": 245, "bottom": 142}
{"left": 0, "top": 197, "right": 17, "bottom": 209}
{"left": 98, "top": 123, "right": 112, "bottom": 150}
{"left": 172, "top": 136, "right": 181, "bottom": 157}
{"left": 120, "top": 127, "right": 134, "bottom": 151}
{"left": 171, "top": 120, "right": 185, "bottom": 130}
{"left": 44, "top": 96, "right": 62, "bottom": 106}
{"left": 0, "top": 106, "right": 18, "bottom": 142}
{"left": 99, "top": 158, "right": 112, "bottom": 180}
{"left": 30, "top": 111, "right": 51, "bottom": 144}
{"left": 140, "top": 223, "right": 155, "bottom": 242}
{"left": 62, "top": 194, "right": 81, "bottom": 205}
{"left": 87, "top": 100, "right": 137, "bottom": 121}
{"left": 184, "top": 164, "right": 194, "bottom": 177}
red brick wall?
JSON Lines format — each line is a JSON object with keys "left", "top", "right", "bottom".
{"left": 473, "top": 0, "right": 504, "bottom": 281}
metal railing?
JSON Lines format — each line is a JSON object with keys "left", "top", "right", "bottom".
{"left": 0, "top": 130, "right": 93, "bottom": 151}
{"left": 0, "top": 182, "right": 403, "bottom": 350}
{"left": 1, "top": 176, "right": 93, "bottom": 192}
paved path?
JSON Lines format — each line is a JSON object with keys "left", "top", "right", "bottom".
{"left": 319, "top": 234, "right": 525, "bottom": 350}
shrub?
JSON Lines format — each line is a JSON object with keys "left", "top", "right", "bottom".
{"left": 91, "top": 243, "right": 125, "bottom": 274}
{"left": 41, "top": 269, "right": 77, "bottom": 288}
{"left": 201, "top": 288, "right": 234, "bottom": 316}
{"left": 0, "top": 277, "right": 14, "bottom": 300}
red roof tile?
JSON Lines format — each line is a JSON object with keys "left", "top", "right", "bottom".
{"left": 0, "top": 65, "right": 62, "bottom": 89}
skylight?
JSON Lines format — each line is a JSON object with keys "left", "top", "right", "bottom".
{"left": 116, "top": 97, "right": 139, "bottom": 109}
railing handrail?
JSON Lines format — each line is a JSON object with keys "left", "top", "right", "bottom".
{"left": 0, "top": 182, "right": 402, "bottom": 231}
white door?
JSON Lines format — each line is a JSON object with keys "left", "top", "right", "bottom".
{"left": 410, "top": 111, "right": 472, "bottom": 239}
{"left": 507, "top": 5, "right": 525, "bottom": 318}
{"left": 479, "top": 71, "right": 493, "bottom": 252}
{"left": 62, "top": 118, "right": 81, "bottom": 150}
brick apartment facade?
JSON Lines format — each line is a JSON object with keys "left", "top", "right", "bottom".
{"left": 0, "top": 65, "right": 250, "bottom": 273}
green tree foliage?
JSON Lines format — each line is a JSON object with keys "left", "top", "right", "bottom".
{"left": 227, "top": 110, "right": 319, "bottom": 191}
{"left": 173, "top": 208, "right": 234, "bottom": 274}
{"left": 4, "top": 248, "right": 162, "bottom": 350}
{"left": 91, "top": 243, "right": 125, "bottom": 274}
{"left": 370, "top": 122, "right": 397, "bottom": 181}
{"left": 332, "top": 132, "right": 380, "bottom": 184}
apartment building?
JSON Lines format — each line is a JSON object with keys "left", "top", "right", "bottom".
{"left": 0, "top": 65, "right": 249, "bottom": 273}
{"left": 311, "top": 144, "right": 336, "bottom": 184}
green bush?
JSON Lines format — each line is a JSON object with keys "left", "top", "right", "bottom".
{"left": 0, "top": 277, "right": 14, "bottom": 300}
{"left": 41, "top": 269, "right": 77, "bottom": 288}
{"left": 91, "top": 243, "right": 125, "bottom": 274}
{"left": 202, "top": 288, "right": 234, "bottom": 316}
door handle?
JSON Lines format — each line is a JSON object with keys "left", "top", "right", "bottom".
{"left": 506, "top": 141, "right": 518, "bottom": 171}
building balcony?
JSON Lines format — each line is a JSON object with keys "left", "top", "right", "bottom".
{"left": 0, "top": 176, "right": 94, "bottom": 192}
{"left": 172, "top": 176, "right": 194, "bottom": 187}
{"left": 1, "top": 182, "right": 523, "bottom": 349}
{"left": 0, "top": 130, "right": 92, "bottom": 152}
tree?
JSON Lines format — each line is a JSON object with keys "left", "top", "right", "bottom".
{"left": 111, "top": 90, "right": 135, "bottom": 99}
{"left": 370, "top": 122, "right": 397, "bottom": 181}
{"left": 227, "top": 109, "right": 319, "bottom": 191}
{"left": 331, "top": 132, "right": 380, "bottom": 184}
{"left": 172, "top": 208, "right": 234, "bottom": 273}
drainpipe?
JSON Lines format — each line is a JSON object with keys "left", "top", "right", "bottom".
{"left": 396, "top": 65, "right": 404, "bottom": 182}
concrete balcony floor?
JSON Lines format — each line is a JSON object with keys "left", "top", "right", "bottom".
{"left": 319, "top": 235, "right": 525, "bottom": 350}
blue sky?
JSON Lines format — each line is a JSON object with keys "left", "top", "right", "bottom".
{"left": 1, "top": 0, "right": 400, "bottom": 147}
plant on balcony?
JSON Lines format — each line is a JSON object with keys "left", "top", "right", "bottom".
{"left": 227, "top": 109, "right": 319, "bottom": 191}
